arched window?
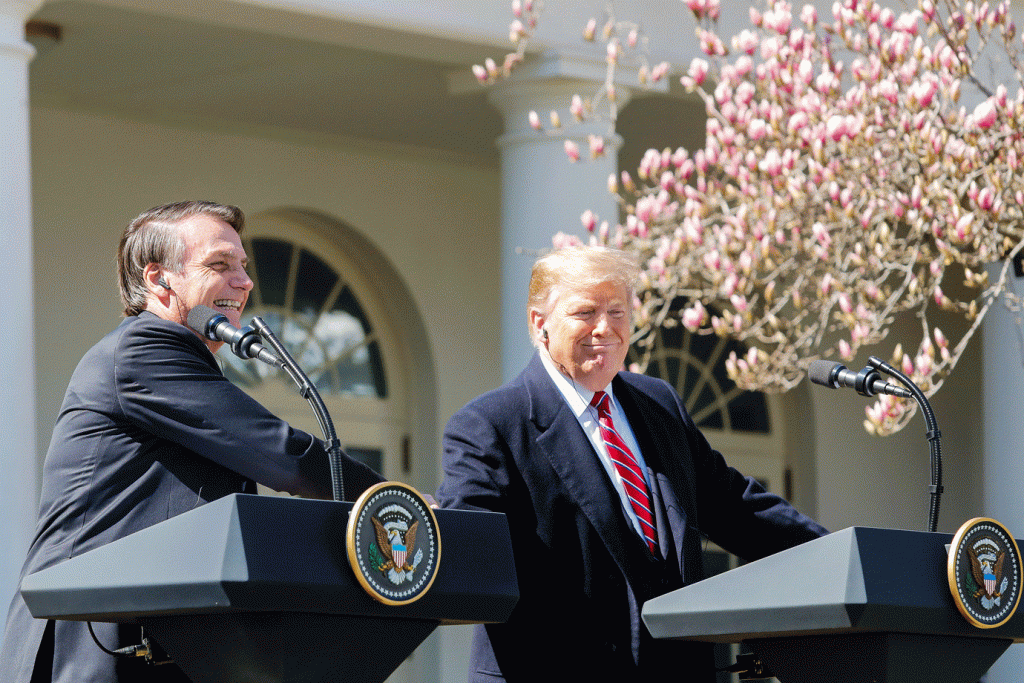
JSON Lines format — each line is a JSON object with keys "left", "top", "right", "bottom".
{"left": 218, "top": 237, "right": 387, "bottom": 399}
{"left": 630, "top": 321, "right": 770, "bottom": 434}
{"left": 215, "top": 210, "right": 437, "bottom": 491}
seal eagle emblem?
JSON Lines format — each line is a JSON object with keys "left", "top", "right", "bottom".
{"left": 347, "top": 481, "right": 441, "bottom": 605}
{"left": 948, "top": 517, "right": 1022, "bottom": 629}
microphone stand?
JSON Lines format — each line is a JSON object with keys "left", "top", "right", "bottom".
{"left": 249, "top": 316, "right": 346, "bottom": 503}
{"left": 866, "top": 356, "right": 943, "bottom": 533}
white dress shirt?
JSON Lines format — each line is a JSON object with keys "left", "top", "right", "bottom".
{"left": 539, "top": 352, "right": 655, "bottom": 541}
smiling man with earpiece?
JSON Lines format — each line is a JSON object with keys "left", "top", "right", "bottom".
{"left": 437, "top": 245, "right": 828, "bottom": 683}
{"left": 0, "top": 200, "right": 383, "bottom": 683}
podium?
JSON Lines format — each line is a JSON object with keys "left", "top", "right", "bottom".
{"left": 20, "top": 493, "right": 518, "bottom": 683}
{"left": 642, "top": 527, "right": 1024, "bottom": 683}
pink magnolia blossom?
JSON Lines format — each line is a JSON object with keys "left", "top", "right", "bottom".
{"left": 763, "top": 2, "right": 792, "bottom": 33}
{"left": 651, "top": 62, "right": 670, "bottom": 82}
{"left": 734, "top": 29, "right": 760, "bottom": 53}
{"left": 570, "top": 95, "right": 585, "bottom": 121}
{"left": 748, "top": 118, "right": 769, "bottom": 140}
{"left": 509, "top": 20, "right": 527, "bottom": 42}
{"left": 800, "top": 4, "right": 817, "bottom": 26}
{"left": 607, "top": 39, "right": 622, "bottom": 64}
{"left": 682, "top": 302, "right": 708, "bottom": 330}
{"left": 583, "top": 18, "right": 597, "bottom": 41}
{"left": 552, "top": 232, "right": 583, "bottom": 249}
{"left": 581, "top": 210, "right": 598, "bottom": 232}
{"left": 688, "top": 58, "right": 710, "bottom": 86}
{"left": 972, "top": 99, "right": 998, "bottom": 129}
{"left": 700, "top": 29, "right": 727, "bottom": 56}
{"left": 564, "top": 140, "right": 580, "bottom": 162}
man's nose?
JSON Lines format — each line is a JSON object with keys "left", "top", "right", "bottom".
{"left": 234, "top": 269, "right": 254, "bottom": 291}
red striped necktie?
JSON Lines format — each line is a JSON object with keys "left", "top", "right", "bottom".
{"left": 590, "top": 391, "right": 658, "bottom": 554}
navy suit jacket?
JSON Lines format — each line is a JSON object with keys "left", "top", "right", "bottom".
{"left": 0, "top": 312, "right": 383, "bottom": 683}
{"left": 438, "top": 354, "right": 827, "bottom": 682}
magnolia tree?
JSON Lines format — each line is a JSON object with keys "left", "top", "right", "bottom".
{"left": 477, "top": 0, "right": 1024, "bottom": 435}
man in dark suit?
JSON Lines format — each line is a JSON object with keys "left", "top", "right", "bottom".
{"left": 0, "top": 201, "right": 383, "bottom": 682}
{"left": 438, "top": 245, "right": 828, "bottom": 682}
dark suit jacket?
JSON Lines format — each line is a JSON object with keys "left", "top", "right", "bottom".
{"left": 437, "top": 354, "right": 827, "bottom": 682}
{"left": 0, "top": 312, "right": 383, "bottom": 683}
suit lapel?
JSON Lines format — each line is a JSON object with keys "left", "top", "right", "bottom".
{"left": 522, "top": 356, "right": 651, "bottom": 578}
{"left": 613, "top": 376, "right": 700, "bottom": 577}
{"left": 613, "top": 377, "right": 696, "bottom": 504}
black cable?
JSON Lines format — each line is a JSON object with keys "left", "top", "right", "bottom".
{"left": 87, "top": 622, "right": 148, "bottom": 659}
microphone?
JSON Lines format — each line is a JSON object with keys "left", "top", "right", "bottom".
{"left": 186, "top": 305, "right": 283, "bottom": 367}
{"left": 807, "top": 359, "right": 912, "bottom": 399}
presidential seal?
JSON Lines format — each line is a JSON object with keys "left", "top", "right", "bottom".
{"left": 947, "top": 517, "right": 1022, "bottom": 629}
{"left": 346, "top": 481, "right": 441, "bottom": 606}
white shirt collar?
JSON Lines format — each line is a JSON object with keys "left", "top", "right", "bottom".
{"left": 538, "top": 350, "right": 610, "bottom": 418}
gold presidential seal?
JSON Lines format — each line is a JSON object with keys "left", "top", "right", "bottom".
{"left": 346, "top": 482, "right": 441, "bottom": 606}
{"left": 947, "top": 517, "right": 1022, "bottom": 629}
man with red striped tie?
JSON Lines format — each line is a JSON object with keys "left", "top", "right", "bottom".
{"left": 438, "top": 245, "right": 827, "bottom": 683}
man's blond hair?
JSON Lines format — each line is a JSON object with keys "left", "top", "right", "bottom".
{"left": 527, "top": 246, "right": 640, "bottom": 344}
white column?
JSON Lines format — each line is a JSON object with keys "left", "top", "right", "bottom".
{"left": 980, "top": 263, "right": 1024, "bottom": 681}
{"left": 487, "top": 52, "right": 630, "bottom": 381}
{"left": 0, "top": 0, "right": 41, "bottom": 629}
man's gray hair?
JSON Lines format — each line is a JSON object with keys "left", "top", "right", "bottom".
{"left": 117, "top": 200, "right": 244, "bottom": 316}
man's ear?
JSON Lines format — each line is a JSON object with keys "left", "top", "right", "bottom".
{"left": 529, "top": 308, "right": 547, "bottom": 346}
{"left": 143, "top": 263, "right": 171, "bottom": 301}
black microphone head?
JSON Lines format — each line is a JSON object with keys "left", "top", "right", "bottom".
{"left": 807, "top": 360, "right": 842, "bottom": 388}
{"left": 186, "top": 305, "right": 226, "bottom": 341}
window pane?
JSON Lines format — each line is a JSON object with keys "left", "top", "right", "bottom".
{"left": 251, "top": 239, "right": 292, "bottom": 307}
{"left": 344, "top": 447, "right": 383, "bottom": 474}
{"left": 294, "top": 248, "right": 338, "bottom": 316}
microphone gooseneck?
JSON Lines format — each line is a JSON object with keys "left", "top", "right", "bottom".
{"left": 250, "top": 315, "right": 346, "bottom": 502}
{"left": 866, "top": 356, "right": 943, "bottom": 533}
{"left": 807, "top": 356, "right": 942, "bottom": 532}
{"left": 187, "top": 305, "right": 345, "bottom": 502}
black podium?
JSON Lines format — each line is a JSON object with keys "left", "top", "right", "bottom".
{"left": 642, "top": 527, "right": 1024, "bottom": 683}
{"left": 21, "top": 493, "right": 518, "bottom": 683}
